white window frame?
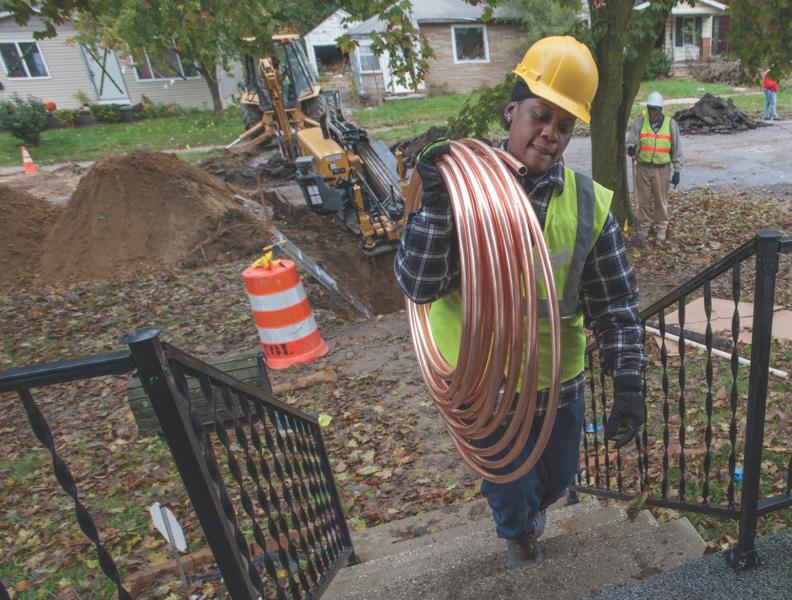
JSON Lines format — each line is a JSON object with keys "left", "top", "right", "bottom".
{"left": 356, "top": 42, "right": 381, "bottom": 74}
{"left": 0, "top": 40, "right": 51, "bottom": 79}
{"left": 451, "top": 25, "right": 489, "bottom": 64}
{"left": 133, "top": 49, "right": 201, "bottom": 82}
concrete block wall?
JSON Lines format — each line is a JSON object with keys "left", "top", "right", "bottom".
{"left": 422, "top": 22, "right": 524, "bottom": 94}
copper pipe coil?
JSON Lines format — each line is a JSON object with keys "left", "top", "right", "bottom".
{"left": 405, "top": 139, "right": 561, "bottom": 483}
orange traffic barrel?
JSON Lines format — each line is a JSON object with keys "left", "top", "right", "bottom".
{"left": 243, "top": 257, "right": 328, "bottom": 369}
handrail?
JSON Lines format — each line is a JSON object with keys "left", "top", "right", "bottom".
{"left": 641, "top": 236, "right": 757, "bottom": 319}
{"left": 0, "top": 351, "right": 134, "bottom": 394}
{"left": 164, "top": 344, "right": 318, "bottom": 424}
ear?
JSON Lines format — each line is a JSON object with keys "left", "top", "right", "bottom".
{"left": 504, "top": 101, "right": 518, "bottom": 123}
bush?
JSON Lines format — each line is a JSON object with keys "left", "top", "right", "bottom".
{"left": 0, "top": 94, "right": 49, "bottom": 146}
{"left": 447, "top": 74, "right": 514, "bottom": 139}
{"left": 689, "top": 56, "right": 743, "bottom": 85}
{"left": 644, "top": 50, "right": 673, "bottom": 81}
{"left": 140, "top": 95, "right": 184, "bottom": 119}
{"left": 88, "top": 103, "right": 123, "bottom": 123}
{"left": 53, "top": 108, "right": 77, "bottom": 127}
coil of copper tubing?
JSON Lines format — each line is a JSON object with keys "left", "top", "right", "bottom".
{"left": 405, "top": 139, "right": 561, "bottom": 483}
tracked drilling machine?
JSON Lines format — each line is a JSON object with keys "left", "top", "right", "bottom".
{"left": 227, "top": 35, "right": 408, "bottom": 257}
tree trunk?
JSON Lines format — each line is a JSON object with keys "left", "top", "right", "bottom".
{"left": 588, "top": 0, "right": 676, "bottom": 225}
{"left": 198, "top": 65, "right": 224, "bottom": 115}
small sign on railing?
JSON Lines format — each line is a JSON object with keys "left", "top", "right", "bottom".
{"left": 149, "top": 502, "right": 188, "bottom": 584}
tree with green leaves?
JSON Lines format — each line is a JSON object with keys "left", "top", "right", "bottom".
{"left": 727, "top": 0, "right": 792, "bottom": 80}
{"left": 361, "top": 0, "right": 789, "bottom": 222}
{"left": 75, "top": 0, "right": 276, "bottom": 114}
{"left": 2, "top": 0, "right": 98, "bottom": 39}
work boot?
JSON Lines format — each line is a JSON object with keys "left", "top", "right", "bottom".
{"left": 656, "top": 231, "right": 667, "bottom": 242}
{"left": 506, "top": 533, "right": 544, "bottom": 569}
{"left": 630, "top": 232, "right": 646, "bottom": 248}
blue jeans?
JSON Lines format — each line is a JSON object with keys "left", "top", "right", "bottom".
{"left": 763, "top": 89, "right": 779, "bottom": 120}
{"left": 479, "top": 388, "right": 585, "bottom": 540}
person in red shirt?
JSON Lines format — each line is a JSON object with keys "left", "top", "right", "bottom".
{"left": 762, "top": 71, "right": 781, "bottom": 121}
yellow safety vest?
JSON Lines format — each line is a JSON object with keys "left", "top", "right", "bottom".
{"left": 637, "top": 112, "right": 672, "bottom": 165}
{"left": 428, "top": 167, "right": 613, "bottom": 390}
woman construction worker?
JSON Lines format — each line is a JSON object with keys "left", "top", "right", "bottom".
{"left": 626, "top": 91, "right": 683, "bottom": 247}
{"left": 394, "top": 36, "right": 647, "bottom": 569}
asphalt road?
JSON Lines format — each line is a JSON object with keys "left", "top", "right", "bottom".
{"left": 563, "top": 120, "right": 792, "bottom": 198}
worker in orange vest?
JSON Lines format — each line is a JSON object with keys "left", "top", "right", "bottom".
{"left": 626, "top": 91, "right": 683, "bottom": 247}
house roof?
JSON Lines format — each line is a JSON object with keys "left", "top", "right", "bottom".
{"left": 305, "top": 8, "right": 353, "bottom": 38}
{"left": 634, "top": 0, "right": 726, "bottom": 11}
{"left": 347, "top": 0, "right": 519, "bottom": 36}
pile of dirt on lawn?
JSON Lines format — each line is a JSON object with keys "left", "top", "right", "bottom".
{"left": 673, "top": 94, "right": 764, "bottom": 134}
{"left": 38, "top": 151, "right": 268, "bottom": 285}
{"left": 0, "top": 184, "right": 63, "bottom": 291}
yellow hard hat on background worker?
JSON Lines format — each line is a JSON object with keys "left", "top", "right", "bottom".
{"left": 512, "top": 36, "right": 598, "bottom": 124}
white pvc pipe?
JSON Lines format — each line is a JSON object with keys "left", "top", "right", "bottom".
{"left": 645, "top": 325, "right": 789, "bottom": 381}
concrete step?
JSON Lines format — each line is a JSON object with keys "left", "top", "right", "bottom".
{"left": 326, "top": 500, "right": 706, "bottom": 600}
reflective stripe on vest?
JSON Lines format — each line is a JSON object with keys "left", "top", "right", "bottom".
{"left": 637, "top": 112, "right": 672, "bottom": 165}
{"left": 428, "top": 167, "right": 613, "bottom": 389}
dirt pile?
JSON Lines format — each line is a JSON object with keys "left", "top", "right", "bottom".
{"left": 673, "top": 94, "right": 763, "bottom": 134}
{"left": 0, "top": 184, "right": 63, "bottom": 291}
{"left": 39, "top": 151, "right": 267, "bottom": 285}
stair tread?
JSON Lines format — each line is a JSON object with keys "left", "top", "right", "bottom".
{"left": 326, "top": 501, "right": 704, "bottom": 600}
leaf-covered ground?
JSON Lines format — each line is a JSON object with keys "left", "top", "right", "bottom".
{"left": 1, "top": 188, "right": 790, "bottom": 598}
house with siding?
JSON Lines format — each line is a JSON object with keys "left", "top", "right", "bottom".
{"left": 303, "top": 9, "right": 360, "bottom": 76}
{"left": 347, "top": 0, "right": 523, "bottom": 100}
{"left": 637, "top": 0, "right": 730, "bottom": 67}
{"left": 0, "top": 11, "right": 242, "bottom": 111}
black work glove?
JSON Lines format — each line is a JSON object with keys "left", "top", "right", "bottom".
{"left": 415, "top": 137, "right": 451, "bottom": 208}
{"left": 627, "top": 145, "right": 636, "bottom": 158}
{"left": 604, "top": 374, "right": 645, "bottom": 449}
{"left": 671, "top": 171, "right": 680, "bottom": 188}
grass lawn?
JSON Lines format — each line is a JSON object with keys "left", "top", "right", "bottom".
{"left": 636, "top": 78, "right": 738, "bottom": 101}
{"left": 0, "top": 108, "right": 242, "bottom": 166}
{"left": 3, "top": 80, "right": 787, "bottom": 166}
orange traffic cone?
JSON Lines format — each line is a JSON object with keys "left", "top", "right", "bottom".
{"left": 20, "top": 146, "right": 38, "bottom": 175}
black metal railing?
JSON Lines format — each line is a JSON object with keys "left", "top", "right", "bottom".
{"left": 0, "top": 352, "right": 137, "bottom": 598}
{"left": 123, "top": 328, "right": 356, "bottom": 599}
{"left": 574, "top": 230, "right": 792, "bottom": 570}
{"left": 1, "top": 329, "right": 354, "bottom": 598}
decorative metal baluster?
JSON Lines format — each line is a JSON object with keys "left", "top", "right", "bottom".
{"left": 264, "top": 404, "right": 329, "bottom": 585}
{"left": 727, "top": 263, "right": 741, "bottom": 508}
{"left": 641, "top": 370, "right": 650, "bottom": 491}
{"left": 297, "top": 418, "right": 347, "bottom": 556}
{"left": 242, "top": 393, "right": 306, "bottom": 598}
{"left": 600, "top": 366, "right": 611, "bottom": 490}
{"left": 256, "top": 403, "right": 328, "bottom": 592}
{"left": 659, "top": 308, "right": 671, "bottom": 499}
{"left": 614, "top": 378, "right": 624, "bottom": 492}
{"left": 17, "top": 390, "right": 132, "bottom": 600}
{"left": 276, "top": 411, "right": 336, "bottom": 571}
{"left": 678, "top": 297, "right": 688, "bottom": 501}
{"left": 292, "top": 417, "right": 344, "bottom": 557}
{"left": 587, "top": 351, "right": 599, "bottom": 488}
{"left": 210, "top": 382, "right": 308, "bottom": 598}
{"left": 193, "top": 381, "right": 268, "bottom": 598}
{"left": 703, "top": 281, "right": 715, "bottom": 504}
{"left": 232, "top": 390, "right": 288, "bottom": 594}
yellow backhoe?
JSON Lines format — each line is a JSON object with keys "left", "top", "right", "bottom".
{"left": 227, "top": 35, "right": 408, "bottom": 257}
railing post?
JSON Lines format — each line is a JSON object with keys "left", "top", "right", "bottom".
{"left": 726, "top": 231, "right": 781, "bottom": 571}
{"left": 121, "top": 327, "right": 259, "bottom": 599}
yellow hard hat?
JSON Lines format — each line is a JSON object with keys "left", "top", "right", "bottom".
{"left": 513, "top": 36, "right": 598, "bottom": 124}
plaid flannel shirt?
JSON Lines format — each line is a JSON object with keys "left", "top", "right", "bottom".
{"left": 394, "top": 153, "right": 647, "bottom": 412}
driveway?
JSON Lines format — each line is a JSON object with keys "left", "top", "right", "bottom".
{"left": 563, "top": 120, "right": 792, "bottom": 198}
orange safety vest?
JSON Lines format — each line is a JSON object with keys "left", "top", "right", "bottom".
{"left": 637, "top": 111, "right": 672, "bottom": 165}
